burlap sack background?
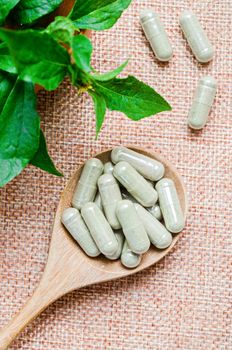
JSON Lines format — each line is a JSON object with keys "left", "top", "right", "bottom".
{"left": 0, "top": 0, "right": 231, "bottom": 349}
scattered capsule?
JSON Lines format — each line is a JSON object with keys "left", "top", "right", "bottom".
{"left": 179, "top": 10, "right": 214, "bottom": 63}
{"left": 156, "top": 178, "right": 185, "bottom": 233}
{"left": 94, "top": 192, "right": 103, "bottom": 210}
{"left": 116, "top": 200, "right": 150, "bottom": 254}
{"left": 81, "top": 202, "right": 118, "bottom": 256}
{"left": 113, "top": 161, "right": 158, "bottom": 207}
{"left": 72, "top": 158, "right": 103, "bottom": 209}
{"left": 188, "top": 76, "right": 217, "bottom": 130}
{"left": 105, "top": 230, "right": 124, "bottom": 260}
{"left": 121, "top": 241, "right": 141, "bottom": 268}
{"left": 140, "top": 9, "right": 173, "bottom": 62}
{"left": 135, "top": 204, "right": 172, "bottom": 249}
{"left": 147, "top": 204, "right": 162, "bottom": 221}
{"left": 104, "top": 162, "right": 114, "bottom": 175}
{"left": 61, "top": 208, "right": 100, "bottom": 257}
{"left": 98, "top": 174, "right": 122, "bottom": 229}
{"left": 111, "top": 146, "right": 164, "bottom": 181}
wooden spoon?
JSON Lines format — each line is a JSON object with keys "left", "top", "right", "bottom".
{"left": 0, "top": 146, "right": 187, "bottom": 349}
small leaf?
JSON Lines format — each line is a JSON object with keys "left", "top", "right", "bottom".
{"left": 0, "top": 0, "right": 20, "bottom": 25}
{"left": 0, "top": 29, "right": 70, "bottom": 90}
{"left": 46, "top": 16, "right": 75, "bottom": 44}
{"left": 12, "top": 0, "right": 63, "bottom": 25}
{"left": 0, "top": 42, "right": 17, "bottom": 74}
{"left": 91, "top": 60, "right": 128, "bottom": 81}
{"left": 71, "top": 34, "right": 92, "bottom": 72}
{"left": 69, "top": 0, "right": 132, "bottom": 31}
{"left": 0, "top": 78, "right": 40, "bottom": 187}
{"left": 89, "top": 90, "right": 106, "bottom": 135}
{"left": 30, "top": 129, "right": 63, "bottom": 176}
{"left": 93, "top": 75, "right": 171, "bottom": 120}
{"left": 0, "top": 70, "right": 17, "bottom": 114}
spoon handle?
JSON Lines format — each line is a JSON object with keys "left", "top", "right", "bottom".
{"left": 0, "top": 274, "right": 63, "bottom": 350}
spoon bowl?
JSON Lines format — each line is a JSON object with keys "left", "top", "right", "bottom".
{"left": 0, "top": 146, "right": 187, "bottom": 349}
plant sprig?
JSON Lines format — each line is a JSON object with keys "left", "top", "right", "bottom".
{"left": 0, "top": 0, "right": 171, "bottom": 187}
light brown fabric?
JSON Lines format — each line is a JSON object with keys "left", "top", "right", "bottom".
{"left": 0, "top": 0, "right": 231, "bottom": 349}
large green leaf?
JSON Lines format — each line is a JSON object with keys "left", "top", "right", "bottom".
{"left": 0, "top": 29, "right": 70, "bottom": 90}
{"left": 0, "top": 78, "right": 40, "bottom": 187}
{"left": 0, "top": 70, "right": 17, "bottom": 114}
{"left": 89, "top": 90, "right": 106, "bottom": 135}
{"left": 91, "top": 60, "right": 128, "bottom": 81}
{"left": 30, "top": 129, "right": 62, "bottom": 176}
{"left": 0, "top": 42, "right": 17, "bottom": 74}
{"left": 0, "top": 0, "right": 20, "bottom": 25}
{"left": 13, "top": 0, "right": 63, "bottom": 25}
{"left": 72, "top": 34, "right": 92, "bottom": 72}
{"left": 46, "top": 16, "right": 75, "bottom": 44}
{"left": 69, "top": 0, "right": 132, "bottom": 30}
{"left": 93, "top": 75, "right": 171, "bottom": 120}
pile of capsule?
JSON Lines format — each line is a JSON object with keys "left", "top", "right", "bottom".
{"left": 62, "top": 147, "right": 185, "bottom": 269}
{"left": 140, "top": 9, "right": 217, "bottom": 130}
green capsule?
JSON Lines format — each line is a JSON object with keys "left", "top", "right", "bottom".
{"left": 113, "top": 161, "right": 158, "bottom": 207}
{"left": 140, "top": 9, "right": 173, "bottom": 62}
{"left": 81, "top": 202, "right": 118, "bottom": 256}
{"left": 104, "top": 161, "right": 114, "bottom": 175}
{"left": 135, "top": 203, "right": 172, "bottom": 249}
{"left": 121, "top": 241, "right": 141, "bottom": 268}
{"left": 147, "top": 204, "right": 162, "bottom": 221}
{"left": 72, "top": 158, "right": 103, "bottom": 209}
{"left": 61, "top": 208, "right": 100, "bottom": 257}
{"left": 98, "top": 174, "right": 122, "bottom": 229}
{"left": 179, "top": 10, "right": 214, "bottom": 63}
{"left": 116, "top": 200, "right": 150, "bottom": 254}
{"left": 188, "top": 76, "right": 217, "bottom": 130}
{"left": 105, "top": 230, "right": 124, "bottom": 260}
{"left": 112, "top": 146, "right": 164, "bottom": 181}
{"left": 156, "top": 178, "right": 185, "bottom": 233}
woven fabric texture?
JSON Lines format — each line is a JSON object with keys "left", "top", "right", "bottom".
{"left": 0, "top": 0, "right": 231, "bottom": 349}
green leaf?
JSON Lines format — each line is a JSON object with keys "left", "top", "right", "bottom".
{"left": 13, "top": 0, "right": 63, "bottom": 25}
{"left": 0, "top": 70, "right": 17, "bottom": 114}
{"left": 72, "top": 34, "right": 92, "bottom": 72}
{"left": 69, "top": 0, "right": 132, "bottom": 30}
{"left": 0, "top": 28, "right": 70, "bottom": 90}
{"left": 91, "top": 60, "right": 128, "bottom": 81}
{"left": 89, "top": 90, "right": 106, "bottom": 135}
{"left": 46, "top": 16, "right": 75, "bottom": 44}
{"left": 0, "top": 0, "right": 20, "bottom": 25}
{"left": 30, "top": 129, "right": 63, "bottom": 176}
{"left": 0, "top": 42, "right": 17, "bottom": 74}
{"left": 0, "top": 78, "right": 40, "bottom": 187}
{"left": 93, "top": 75, "right": 171, "bottom": 120}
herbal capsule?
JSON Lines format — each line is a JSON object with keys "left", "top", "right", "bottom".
{"left": 140, "top": 9, "right": 173, "bottom": 62}
{"left": 81, "top": 202, "right": 118, "bottom": 256}
{"left": 121, "top": 241, "right": 141, "bottom": 268}
{"left": 111, "top": 146, "right": 164, "bottom": 181}
{"left": 156, "top": 178, "right": 185, "bottom": 233}
{"left": 104, "top": 162, "right": 114, "bottom": 175}
{"left": 113, "top": 161, "right": 158, "bottom": 207}
{"left": 98, "top": 174, "right": 122, "bottom": 229}
{"left": 116, "top": 200, "right": 150, "bottom": 254}
{"left": 179, "top": 10, "right": 214, "bottom": 63}
{"left": 72, "top": 158, "right": 103, "bottom": 209}
{"left": 94, "top": 192, "right": 103, "bottom": 210}
{"left": 61, "top": 208, "right": 100, "bottom": 257}
{"left": 147, "top": 204, "right": 162, "bottom": 221}
{"left": 135, "top": 204, "right": 172, "bottom": 249}
{"left": 188, "top": 76, "right": 217, "bottom": 130}
{"left": 105, "top": 230, "right": 124, "bottom": 260}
